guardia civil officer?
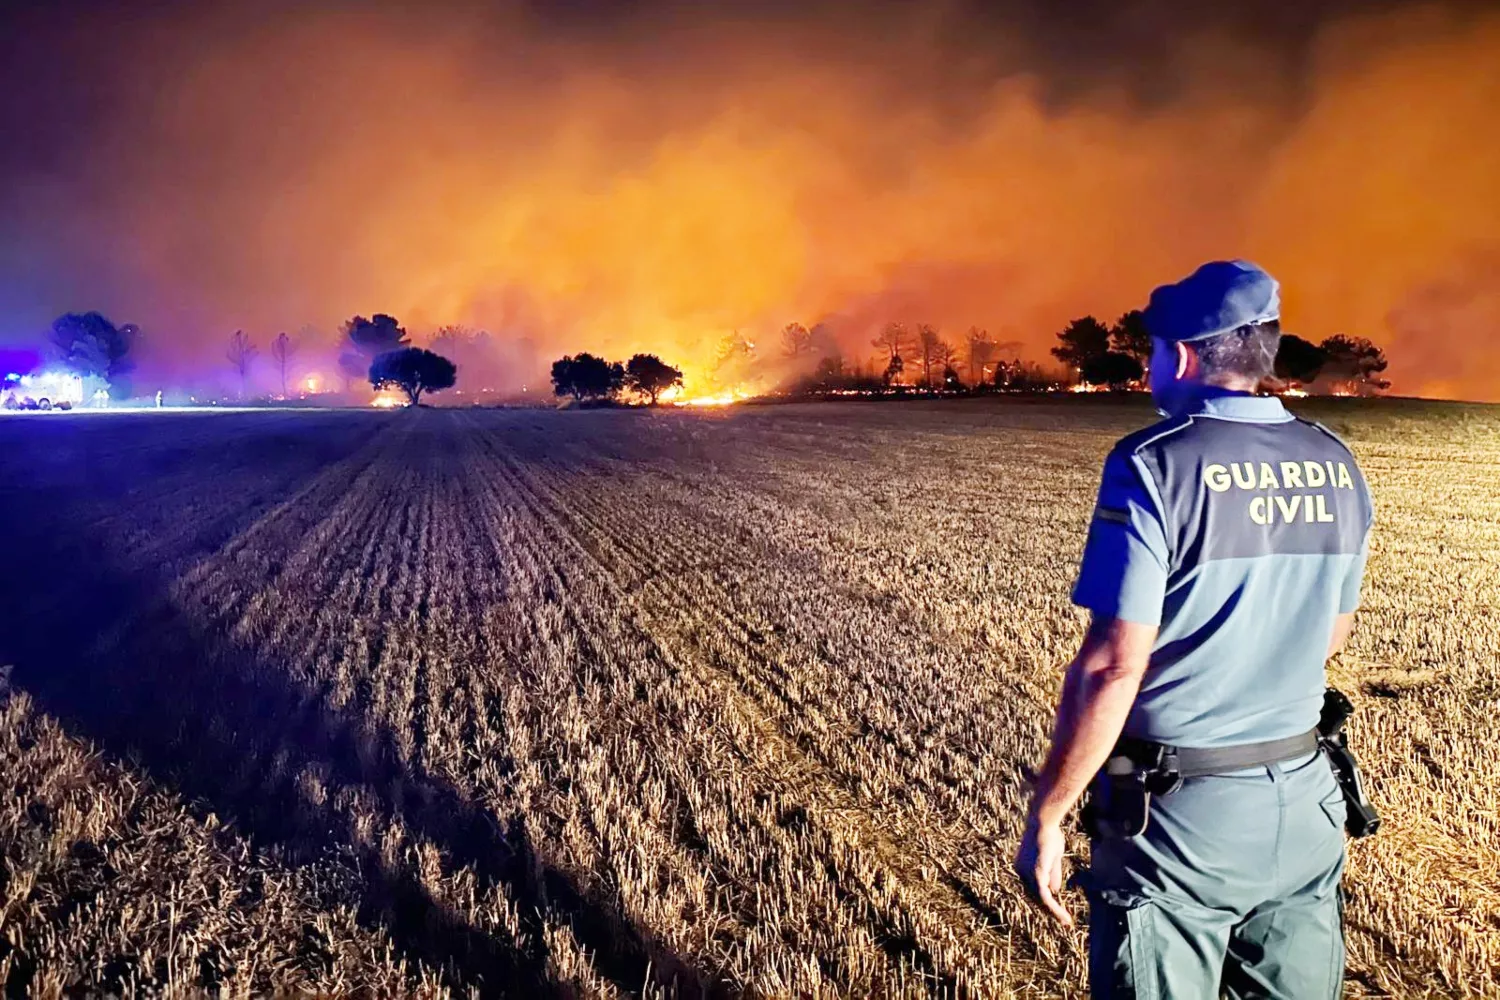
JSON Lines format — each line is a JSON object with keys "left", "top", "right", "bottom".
{"left": 1014, "top": 261, "right": 1374, "bottom": 998}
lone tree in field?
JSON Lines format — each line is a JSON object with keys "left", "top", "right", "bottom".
{"left": 1081, "top": 351, "right": 1145, "bottom": 389}
{"left": 227, "top": 330, "right": 257, "bottom": 400}
{"left": 50, "top": 312, "right": 137, "bottom": 398}
{"left": 551, "top": 353, "right": 626, "bottom": 403}
{"left": 1052, "top": 316, "right": 1112, "bottom": 373}
{"left": 1319, "top": 335, "right": 1390, "bottom": 393}
{"left": 369, "top": 347, "right": 457, "bottom": 406}
{"left": 270, "top": 332, "right": 295, "bottom": 398}
{"left": 624, "top": 354, "right": 683, "bottom": 405}
{"left": 1110, "top": 310, "right": 1153, "bottom": 370}
{"left": 1275, "top": 335, "right": 1327, "bottom": 385}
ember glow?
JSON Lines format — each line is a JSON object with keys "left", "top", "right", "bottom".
{"left": 0, "top": 2, "right": 1497, "bottom": 400}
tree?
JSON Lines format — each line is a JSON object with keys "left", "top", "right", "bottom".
{"left": 49, "top": 312, "right": 137, "bottom": 397}
{"left": 1110, "top": 310, "right": 1152, "bottom": 368}
{"left": 342, "top": 314, "right": 409, "bottom": 358}
{"left": 624, "top": 353, "right": 684, "bottom": 405}
{"left": 227, "top": 330, "right": 257, "bottom": 399}
{"left": 1080, "top": 351, "right": 1145, "bottom": 389}
{"left": 780, "top": 323, "right": 814, "bottom": 359}
{"left": 369, "top": 347, "right": 457, "bottom": 406}
{"left": 810, "top": 355, "right": 847, "bottom": 392}
{"left": 965, "top": 327, "right": 997, "bottom": 386}
{"left": 872, "top": 322, "right": 909, "bottom": 362}
{"left": 881, "top": 353, "right": 905, "bottom": 387}
{"left": 551, "top": 353, "right": 625, "bottom": 403}
{"left": 914, "top": 324, "right": 947, "bottom": 389}
{"left": 1319, "top": 335, "right": 1390, "bottom": 393}
{"left": 1052, "top": 316, "right": 1112, "bottom": 371}
{"left": 1274, "top": 335, "right": 1328, "bottom": 385}
{"left": 933, "top": 340, "right": 961, "bottom": 389}
{"left": 270, "top": 332, "right": 295, "bottom": 398}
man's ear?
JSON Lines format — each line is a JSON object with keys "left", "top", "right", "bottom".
{"left": 1175, "top": 341, "right": 1195, "bottom": 379}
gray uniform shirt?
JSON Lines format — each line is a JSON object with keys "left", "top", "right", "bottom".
{"left": 1072, "top": 391, "right": 1374, "bottom": 748}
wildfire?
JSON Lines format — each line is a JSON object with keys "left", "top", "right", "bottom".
{"left": 1281, "top": 387, "right": 1309, "bottom": 398}
{"left": 674, "top": 387, "right": 756, "bottom": 407}
{"left": 1069, "top": 382, "right": 1103, "bottom": 393}
{"left": 370, "top": 390, "right": 407, "bottom": 408}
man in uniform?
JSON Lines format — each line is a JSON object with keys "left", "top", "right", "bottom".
{"left": 1014, "top": 260, "right": 1374, "bottom": 997}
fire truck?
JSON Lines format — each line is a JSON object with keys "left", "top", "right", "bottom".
{"left": 1, "top": 371, "right": 84, "bottom": 411}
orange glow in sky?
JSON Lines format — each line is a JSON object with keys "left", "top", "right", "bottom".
{"left": 2, "top": 3, "right": 1497, "bottom": 400}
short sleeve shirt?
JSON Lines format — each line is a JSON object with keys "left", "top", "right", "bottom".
{"left": 1072, "top": 392, "right": 1374, "bottom": 747}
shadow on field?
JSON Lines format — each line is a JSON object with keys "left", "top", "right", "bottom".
{"left": 0, "top": 432, "right": 711, "bottom": 997}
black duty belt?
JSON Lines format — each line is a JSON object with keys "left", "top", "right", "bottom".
{"left": 1117, "top": 729, "right": 1319, "bottom": 780}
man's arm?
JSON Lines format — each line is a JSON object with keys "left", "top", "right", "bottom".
{"left": 1327, "top": 611, "right": 1355, "bottom": 659}
{"left": 1030, "top": 616, "right": 1158, "bottom": 828}
{"left": 1015, "top": 616, "right": 1156, "bottom": 925}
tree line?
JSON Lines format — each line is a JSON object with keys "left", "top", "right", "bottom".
{"left": 1048, "top": 311, "right": 1390, "bottom": 392}
{"left": 550, "top": 353, "right": 683, "bottom": 405}
{"left": 26, "top": 307, "right": 1394, "bottom": 407}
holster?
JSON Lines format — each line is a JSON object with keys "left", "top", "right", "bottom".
{"left": 1317, "top": 688, "right": 1381, "bottom": 838}
{"left": 1083, "top": 729, "right": 1321, "bottom": 841}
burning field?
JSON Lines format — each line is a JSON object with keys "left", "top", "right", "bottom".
{"left": 0, "top": 400, "right": 1496, "bottom": 997}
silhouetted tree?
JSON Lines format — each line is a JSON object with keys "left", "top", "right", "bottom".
{"left": 1052, "top": 316, "right": 1112, "bottom": 372}
{"left": 1274, "top": 335, "right": 1328, "bottom": 385}
{"left": 914, "top": 324, "right": 947, "bottom": 389}
{"left": 780, "top": 323, "right": 814, "bottom": 359}
{"left": 996, "top": 358, "right": 1053, "bottom": 391}
{"left": 1081, "top": 351, "right": 1145, "bottom": 389}
{"left": 369, "top": 347, "right": 457, "bottom": 406}
{"left": 810, "top": 356, "right": 847, "bottom": 391}
{"left": 882, "top": 354, "right": 905, "bottom": 387}
{"left": 1110, "top": 310, "right": 1152, "bottom": 368}
{"left": 342, "top": 314, "right": 409, "bottom": 358}
{"left": 226, "top": 330, "right": 257, "bottom": 399}
{"left": 965, "top": 327, "right": 997, "bottom": 386}
{"left": 551, "top": 353, "right": 625, "bottom": 403}
{"left": 872, "top": 322, "right": 910, "bottom": 363}
{"left": 49, "top": 312, "right": 137, "bottom": 397}
{"left": 624, "top": 354, "right": 683, "bottom": 405}
{"left": 933, "top": 339, "right": 960, "bottom": 389}
{"left": 1320, "top": 335, "right": 1390, "bottom": 393}
{"left": 270, "top": 332, "right": 295, "bottom": 398}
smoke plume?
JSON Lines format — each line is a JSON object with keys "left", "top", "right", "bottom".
{"left": 0, "top": 1, "right": 1496, "bottom": 398}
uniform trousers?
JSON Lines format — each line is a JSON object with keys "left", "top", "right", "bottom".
{"left": 1084, "top": 751, "right": 1347, "bottom": 999}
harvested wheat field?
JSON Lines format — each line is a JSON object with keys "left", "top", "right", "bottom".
{"left": 0, "top": 399, "right": 1495, "bottom": 998}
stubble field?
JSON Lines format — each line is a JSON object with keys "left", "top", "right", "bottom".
{"left": 0, "top": 399, "right": 1496, "bottom": 998}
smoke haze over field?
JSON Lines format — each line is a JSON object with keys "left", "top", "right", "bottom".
{"left": 0, "top": 1, "right": 1497, "bottom": 398}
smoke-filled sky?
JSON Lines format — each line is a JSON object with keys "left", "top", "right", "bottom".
{"left": 1, "top": 0, "right": 1497, "bottom": 398}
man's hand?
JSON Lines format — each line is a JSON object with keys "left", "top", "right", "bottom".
{"left": 1014, "top": 818, "right": 1073, "bottom": 926}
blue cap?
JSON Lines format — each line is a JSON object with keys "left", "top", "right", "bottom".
{"left": 1143, "top": 260, "right": 1280, "bottom": 343}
